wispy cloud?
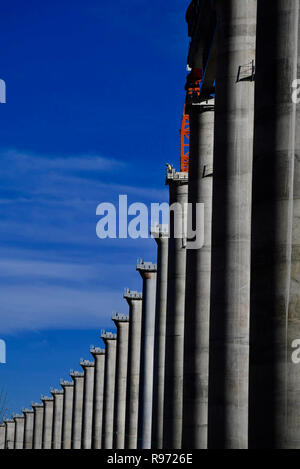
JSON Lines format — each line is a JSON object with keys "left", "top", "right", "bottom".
{"left": 0, "top": 147, "right": 159, "bottom": 333}
{"left": 0, "top": 149, "right": 167, "bottom": 202}
{"left": 0, "top": 259, "right": 96, "bottom": 281}
{"left": 1, "top": 149, "right": 127, "bottom": 173}
{"left": 0, "top": 284, "right": 124, "bottom": 334}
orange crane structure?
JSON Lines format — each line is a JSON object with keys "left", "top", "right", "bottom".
{"left": 180, "top": 107, "right": 190, "bottom": 173}
{"left": 180, "top": 68, "right": 202, "bottom": 173}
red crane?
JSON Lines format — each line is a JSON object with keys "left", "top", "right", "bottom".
{"left": 180, "top": 68, "right": 202, "bottom": 172}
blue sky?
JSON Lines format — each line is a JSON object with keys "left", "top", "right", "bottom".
{"left": 0, "top": 0, "right": 190, "bottom": 416}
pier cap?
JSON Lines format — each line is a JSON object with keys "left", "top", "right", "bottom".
{"left": 41, "top": 395, "right": 53, "bottom": 402}
{"left": 150, "top": 223, "right": 169, "bottom": 239}
{"left": 22, "top": 408, "right": 34, "bottom": 414}
{"left": 60, "top": 380, "right": 74, "bottom": 388}
{"left": 136, "top": 259, "right": 157, "bottom": 273}
{"left": 90, "top": 346, "right": 105, "bottom": 356}
{"left": 80, "top": 359, "right": 95, "bottom": 369}
{"left": 32, "top": 402, "right": 43, "bottom": 408}
{"left": 112, "top": 312, "right": 129, "bottom": 323}
{"left": 123, "top": 289, "right": 142, "bottom": 301}
{"left": 101, "top": 331, "right": 117, "bottom": 341}
{"left": 51, "top": 389, "right": 64, "bottom": 396}
{"left": 70, "top": 370, "right": 85, "bottom": 378}
{"left": 165, "top": 167, "right": 188, "bottom": 186}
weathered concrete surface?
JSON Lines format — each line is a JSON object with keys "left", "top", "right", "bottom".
{"left": 0, "top": 424, "right": 5, "bottom": 450}
{"left": 163, "top": 171, "right": 188, "bottom": 449}
{"left": 23, "top": 409, "right": 34, "bottom": 450}
{"left": 101, "top": 332, "right": 117, "bottom": 449}
{"left": 137, "top": 261, "right": 157, "bottom": 449}
{"left": 182, "top": 100, "right": 214, "bottom": 449}
{"left": 41, "top": 397, "right": 54, "bottom": 449}
{"left": 13, "top": 415, "right": 25, "bottom": 450}
{"left": 112, "top": 314, "right": 129, "bottom": 449}
{"left": 4, "top": 420, "right": 15, "bottom": 450}
{"left": 81, "top": 361, "right": 95, "bottom": 449}
{"left": 249, "top": 0, "right": 300, "bottom": 449}
{"left": 124, "top": 290, "right": 143, "bottom": 449}
{"left": 61, "top": 381, "right": 74, "bottom": 449}
{"left": 91, "top": 348, "right": 105, "bottom": 449}
{"left": 51, "top": 389, "right": 64, "bottom": 450}
{"left": 32, "top": 404, "right": 44, "bottom": 450}
{"left": 70, "top": 372, "right": 84, "bottom": 449}
{"left": 208, "top": 0, "right": 256, "bottom": 449}
{"left": 151, "top": 226, "right": 169, "bottom": 449}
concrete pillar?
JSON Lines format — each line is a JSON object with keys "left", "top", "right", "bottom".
{"left": 32, "top": 403, "right": 44, "bottom": 449}
{"left": 41, "top": 396, "right": 54, "bottom": 449}
{"left": 112, "top": 313, "right": 129, "bottom": 449}
{"left": 137, "top": 260, "right": 157, "bottom": 449}
{"left": 101, "top": 331, "right": 117, "bottom": 449}
{"left": 124, "top": 289, "right": 143, "bottom": 449}
{"left": 163, "top": 169, "right": 188, "bottom": 449}
{"left": 70, "top": 371, "right": 85, "bottom": 449}
{"left": 208, "top": 0, "right": 256, "bottom": 449}
{"left": 4, "top": 419, "right": 15, "bottom": 450}
{"left": 51, "top": 389, "right": 64, "bottom": 450}
{"left": 151, "top": 226, "right": 169, "bottom": 449}
{"left": 23, "top": 409, "right": 34, "bottom": 450}
{"left": 182, "top": 100, "right": 215, "bottom": 449}
{"left": 61, "top": 380, "right": 74, "bottom": 450}
{"left": 90, "top": 347, "right": 105, "bottom": 449}
{"left": 81, "top": 360, "right": 95, "bottom": 449}
{"left": 0, "top": 424, "right": 5, "bottom": 450}
{"left": 249, "top": 0, "right": 300, "bottom": 449}
{"left": 13, "top": 414, "right": 24, "bottom": 450}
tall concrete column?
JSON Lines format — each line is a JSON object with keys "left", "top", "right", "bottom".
{"left": 32, "top": 403, "right": 44, "bottom": 449}
{"left": 249, "top": 0, "right": 300, "bottom": 449}
{"left": 182, "top": 100, "right": 215, "bottom": 449}
{"left": 23, "top": 409, "right": 34, "bottom": 450}
{"left": 101, "top": 331, "right": 117, "bottom": 449}
{"left": 13, "top": 414, "right": 24, "bottom": 450}
{"left": 112, "top": 313, "right": 129, "bottom": 449}
{"left": 208, "top": 0, "right": 256, "bottom": 449}
{"left": 124, "top": 289, "right": 143, "bottom": 449}
{"left": 163, "top": 169, "right": 188, "bottom": 449}
{"left": 0, "top": 424, "right": 5, "bottom": 450}
{"left": 61, "top": 380, "right": 74, "bottom": 449}
{"left": 151, "top": 226, "right": 169, "bottom": 449}
{"left": 81, "top": 360, "right": 95, "bottom": 449}
{"left": 51, "top": 389, "right": 64, "bottom": 450}
{"left": 91, "top": 347, "right": 105, "bottom": 449}
{"left": 41, "top": 396, "right": 54, "bottom": 449}
{"left": 70, "top": 371, "right": 85, "bottom": 449}
{"left": 4, "top": 419, "right": 15, "bottom": 450}
{"left": 137, "top": 261, "right": 157, "bottom": 449}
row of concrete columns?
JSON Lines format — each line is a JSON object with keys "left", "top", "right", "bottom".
{"left": 2, "top": 0, "right": 300, "bottom": 451}
{"left": 0, "top": 353, "right": 103, "bottom": 449}
{"left": 0, "top": 170, "right": 191, "bottom": 451}
{"left": 181, "top": 0, "right": 300, "bottom": 450}
{"left": 0, "top": 237, "right": 173, "bottom": 451}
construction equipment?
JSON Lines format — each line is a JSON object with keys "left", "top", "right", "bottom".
{"left": 180, "top": 68, "right": 202, "bottom": 172}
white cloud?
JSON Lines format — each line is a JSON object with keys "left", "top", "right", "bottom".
{"left": 1, "top": 149, "right": 127, "bottom": 173}
{"left": 0, "top": 285, "right": 124, "bottom": 334}
{"left": 0, "top": 259, "right": 96, "bottom": 281}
